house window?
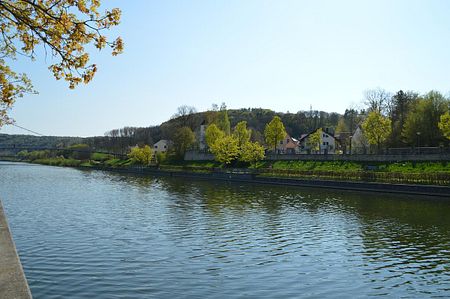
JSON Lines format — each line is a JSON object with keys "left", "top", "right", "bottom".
{"left": 154, "top": 145, "right": 157, "bottom": 148}
{"left": 287, "top": 139, "right": 290, "bottom": 143}
{"left": 164, "top": 145, "right": 167, "bottom": 149}
{"left": 280, "top": 140, "right": 283, "bottom": 144}
{"left": 323, "top": 142, "right": 326, "bottom": 145}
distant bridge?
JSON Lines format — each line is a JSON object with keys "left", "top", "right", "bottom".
{"left": 0, "top": 145, "right": 127, "bottom": 159}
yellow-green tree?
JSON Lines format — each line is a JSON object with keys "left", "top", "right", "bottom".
{"left": 264, "top": 116, "right": 286, "bottom": 152}
{"left": 307, "top": 128, "right": 322, "bottom": 153}
{"left": 0, "top": 0, "right": 123, "bottom": 126}
{"left": 174, "top": 126, "right": 196, "bottom": 158}
{"left": 232, "top": 121, "right": 251, "bottom": 148}
{"left": 438, "top": 111, "right": 450, "bottom": 140}
{"left": 216, "top": 103, "right": 231, "bottom": 135}
{"left": 205, "top": 124, "right": 225, "bottom": 149}
{"left": 210, "top": 135, "right": 239, "bottom": 164}
{"left": 362, "top": 111, "right": 392, "bottom": 152}
{"left": 128, "top": 145, "right": 153, "bottom": 166}
{"left": 240, "top": 141, "right": 265, "bottom": 167}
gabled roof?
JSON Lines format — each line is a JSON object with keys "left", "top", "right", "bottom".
{"left": 299, "top": 128, "right": 336, "bottom": 141}
{"left": 154, "top": 139, "right": 173, "bottom": 145}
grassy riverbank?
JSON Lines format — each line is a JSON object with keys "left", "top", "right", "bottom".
{"left": 162, "top": 160, "right": 450, "bottom": 186}
{"left": 9, "top": 153, "right": 449, "bottom": 186}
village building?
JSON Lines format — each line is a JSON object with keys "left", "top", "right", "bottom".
{"left": 334, "top": 132, "right": 351, "bottom": 154}
{"left": 197, "top": 120, "right": 207, "bottom": 151}
{"left": 350, "top": 126, "right": 369, "bottom": 154}
{"left": 276, "top": 134, "right": 300, "bottom": 154}
{"left": 299, "top": 128, "right": 337, "bottom": 154}
{"left": 153, "top": 139, "right": 172, "bottom": 153}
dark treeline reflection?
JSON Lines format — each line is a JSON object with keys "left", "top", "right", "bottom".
{"left": 3, "top": 163, "right": 449, "bottom": 298}
{"left": 98, "top": 170, "right": 450, "bottom": 248}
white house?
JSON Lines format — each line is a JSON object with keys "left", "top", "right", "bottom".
{"left": 153, "top": 139, "right": 172, "bottom": 153}
{"left": 351, "top": 126, "right": 369, "bottom": 154}
{"left": 299, "top": 128, "right": 337, "bottom": 154}
{"left": 198, "top": 121, "right": 207, "bottom": 151}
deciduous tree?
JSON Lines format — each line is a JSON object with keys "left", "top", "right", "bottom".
{"left": 232, "top": 121, "right": 251, "bottom": 148}
{"left": 438, "top": 111, "right": 450, "bottom": 140}
{"left": 205, "top": 124, "right": 225, "bottom": 149}
{"left": 210, "top": 135, "right": 239, "bottom": 165}
{"left": 363, "top": 88, "right": 391, "bottom": 115}
{"left": 173, "top": 126, "right": 195, "bottom": 158}
{"left": 128, "top": 145, "right": 153, "bottom": 166}
{"left": 0, "top": 0, "right": 123, "bottom": 125}
{"left": 216, "top": 103, "right": 230, "bottom": 135}
{"left": 402, "top": 91, "right": 448, "bottom": 146}
{"left": 264, "top": 116, "right": 286, "bottom": 152}
{"left": 362, "top": 111, "right": 391, "bottom": 153}
{"left": 240, "top": 141, "right": 265, "bottom": 167}
{"left": 307, "top": 128, "right": 321, "bottom": 153}
{"left": 172, "top": 105, "right": 197, "bottom": 130}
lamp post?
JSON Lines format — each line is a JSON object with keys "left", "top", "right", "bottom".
{"left": 416, "top": 131, "right": 421, "bottom": 154}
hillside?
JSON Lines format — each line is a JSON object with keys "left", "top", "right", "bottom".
{"left": 0, "top": 108, "right": 343, "bottom": 152}
{"left": 0, "top": 133, "right": 84, "bottom": 148}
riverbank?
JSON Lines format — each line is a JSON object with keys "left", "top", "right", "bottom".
{"left": 0, "top": 200, "right": 32, "bottom": 299}
{"left": 77, "top": 165, "right": 450, "bottom": 198}
{"left": 4, "top": 158, "right": 450, "bottom": 197}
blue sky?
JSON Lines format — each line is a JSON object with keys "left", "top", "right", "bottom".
{"left": 1, "top": 0, "right": 450, "bottom": 137}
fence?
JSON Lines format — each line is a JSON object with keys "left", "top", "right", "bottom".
{"left": 185, "top": 149, "right": 450, "bottom": 162}
{"left": 142, "top": 164, "right": 450, "bottom": 186}
{"left": 257, "top": 168, "right": 450, "bottom": 186}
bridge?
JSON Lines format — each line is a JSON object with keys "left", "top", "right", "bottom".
{"left": 0, "top": 145, "right": 127, "bottom": 159}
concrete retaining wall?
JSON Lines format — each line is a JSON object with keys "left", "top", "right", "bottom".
{"left": 0, "top": 200, "right": 32, "bottom": 298}
{"left": 184, "top": 151, "right": 215, "bottom": 161}
{"left": 265, "top": 153, "right": 450, "bottom": 162}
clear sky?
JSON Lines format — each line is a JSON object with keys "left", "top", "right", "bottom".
{"left": 1, "top": 0, "right": 450, "bottom": 137}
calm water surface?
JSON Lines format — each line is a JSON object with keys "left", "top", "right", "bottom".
{"left": 1, "top": 162, "right": 449, "bottom": 298}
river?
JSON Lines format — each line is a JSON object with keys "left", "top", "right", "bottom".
{"left": 1, "top": 162, "right": 449, "bottom": 298}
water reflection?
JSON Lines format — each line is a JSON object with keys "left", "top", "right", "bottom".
{"left": 1, "top": 163, "right": 449, "bottom": 298}
{"left": 99, "top": 170, "right": 450, "bottom": 296}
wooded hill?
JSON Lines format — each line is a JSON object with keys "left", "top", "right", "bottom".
{"left": 0, "top": 108, "right": 344, "bottom": 153}
{"left": 3, "top": 87, "right": 449, "bottom": 154}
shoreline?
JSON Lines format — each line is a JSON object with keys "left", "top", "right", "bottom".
{"left": 82, "top": 165, "right": 450, "bottom": 198}
{"left": 2, "top": 160, "right": 449, "bottom": 197}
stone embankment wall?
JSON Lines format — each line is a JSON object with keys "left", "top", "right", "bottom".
{"left": 0, "top": 200, "right": 32, "bottom": 298}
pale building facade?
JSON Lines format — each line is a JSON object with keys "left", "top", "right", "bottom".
{"left": 153, "top": 139, "right": 172, "bottom": 153}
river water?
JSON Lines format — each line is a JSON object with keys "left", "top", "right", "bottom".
{"left": 1, "top": 162, "right": 449, "bottom": 298}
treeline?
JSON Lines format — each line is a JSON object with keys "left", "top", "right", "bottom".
{"left": 356, "top": 89, "right": 449, "bottom": 147}
{"left": 0, "top": 133, "right": 84, "bottom": 148}
{"left": 3, "top": 89, "right": 449, "bottom": 154}
{"left": 102, "top": 105, "right": 343, "bottom": 150}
